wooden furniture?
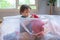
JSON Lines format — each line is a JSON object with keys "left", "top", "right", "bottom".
{"left": 0, "top": 20, "right": 2, "bottom": 24}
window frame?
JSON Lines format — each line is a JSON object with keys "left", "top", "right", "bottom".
{"left": 0, "top": 0, "right": 38, "bottom": 13}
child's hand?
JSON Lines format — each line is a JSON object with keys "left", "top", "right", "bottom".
{"left": 32, "top": 34, "right": 37, "bottom": 36}
{"left": 20, "top": 32, "right": 30, "bottom": 40}
{"left": 31, "top": 34, "right": 37, "bottom": 39}
{"left": 35, "top": 31, "right": 44, "bottom": 37}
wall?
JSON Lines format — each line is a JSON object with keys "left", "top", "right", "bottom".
{"left": 0, "top": 0, "right": 60, "bottom": 20}
{"left": 0, "top": 12, "right": 19, "bottom": 20}
{"left": 38, "top": 0, "right": 50, "bottom": 15}
{"left": 38, "top": 0, "right": 60, "bottom": 15}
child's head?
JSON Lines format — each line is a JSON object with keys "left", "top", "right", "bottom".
{"left": 20, "top": 5, "right": 31, "bottom": 17}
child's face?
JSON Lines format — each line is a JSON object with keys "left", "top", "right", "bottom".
{"left": 22, "top": 8, "right": 31, "bottom": 17}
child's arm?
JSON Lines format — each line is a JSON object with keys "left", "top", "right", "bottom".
{"left": 32, "top": 31, "right": 44, "bottom": 37}
{"left": 36, "top": 31, "right": 44, "bottom": 36}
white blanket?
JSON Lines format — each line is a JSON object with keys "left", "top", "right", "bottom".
{"left": 1, "top": 15, "right": 60, "bottom": 40}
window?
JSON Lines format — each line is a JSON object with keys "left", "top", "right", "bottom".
{"left": 0, "top": 0, "right": 36, "bottom": 9}
{"left": 19, "top": 0, "right": 35, "bottom": 5}
{"left": 57, "top": 0, "right": 60, "bottom": 7}
{"left": 19, "top": 0, "right": 36, "bottom": 9}
{"left": 0, "top": 0, "right": 16, "bottom": 9}
{"left": 56, "top": 0, "right": 60, "bottom": 11}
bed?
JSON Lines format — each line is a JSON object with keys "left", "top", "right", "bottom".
{"left": 1, "top": 15, "right": 60, "bottom": 40}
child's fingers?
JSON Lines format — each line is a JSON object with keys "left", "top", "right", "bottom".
{"left": 32, "top": 34, "right": 36, "bottom": 36}
{"left": 37, "top": 33, "right": 44, "bottom": 38}
{"left": 35, "top": 31, "right": 44, "bottom": 37}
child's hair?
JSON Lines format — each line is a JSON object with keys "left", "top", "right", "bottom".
{"left": 20, "top": 5, "right": 31, "bottom": 14}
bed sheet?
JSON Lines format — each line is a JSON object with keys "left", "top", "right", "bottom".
{"left": 1, "top": 15, "right": 60, "bottom": 40}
